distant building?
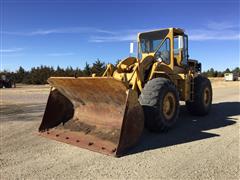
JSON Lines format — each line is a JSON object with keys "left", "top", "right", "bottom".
{"left": 224, "top": 72, "right": 239, "bottom": 81}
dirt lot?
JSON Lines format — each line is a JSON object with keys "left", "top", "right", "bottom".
{"left": 1, "top": 79, "right": 239, "bottom": 179}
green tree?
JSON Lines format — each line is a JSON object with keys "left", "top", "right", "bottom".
{"left": 83, "top": 62, "right": 91, "bottom": 76}
{"left": 232, "top": 67, "right": 240, "bottom": 75}
{"left": 224, "top": 68, "right": 231, "bottom": 73}
{"left": 91, "top": 59, "right": 105, "bottom": 76}
{"left": 207, "top": 68, "right": 215, "bottom": 77}
{"left": 65, "top": 66, "right": 74, "bottom": 76}
{"left": 75, "top": 67, "right": 84, "bottom": 77}
{"left": 16, "top": 66, "right": 25, "bottom": 83}
{"left": 54, "top": 66, "right": 65, "bottom": 76}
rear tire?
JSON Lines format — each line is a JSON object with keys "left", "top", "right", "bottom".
{"left": 186, "top": 76, "right": 212, "bottom": 115}
{"left": 139, "top": 78, "right": 179, "bottom": 132}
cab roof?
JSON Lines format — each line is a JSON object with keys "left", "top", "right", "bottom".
{"left": 138, "top": 27, "right": 185, "bottom": 37}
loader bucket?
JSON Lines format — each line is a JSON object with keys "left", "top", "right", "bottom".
{"left": 39, "top": 77, "right": 144, "bottom": 157}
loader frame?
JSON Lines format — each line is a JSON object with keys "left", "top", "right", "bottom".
{"left": 39, "top": 27, "right": 209, "bottom": 157}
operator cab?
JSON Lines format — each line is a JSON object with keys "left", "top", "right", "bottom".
{"left": 138, "top": 28, "right": 189, "bottom": 70}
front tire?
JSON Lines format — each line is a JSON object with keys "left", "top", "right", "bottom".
{"left": 139, "top": 78, "right": 179, "bottom": 132}
{"left": 186, "top": 76, "right": 212, "bottom": 115}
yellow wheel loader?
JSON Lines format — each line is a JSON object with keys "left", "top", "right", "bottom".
{"left": 39, "top": 28, "right": 212, "bottom": 157}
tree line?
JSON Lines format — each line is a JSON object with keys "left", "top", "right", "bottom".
{"left": 0, "top": 59, "right": 239, "bottom": 85}
{"left": 202, "top": 67, "right": 239, "bottom": 78}
{"left": 0, "top": 59, "right": 115, "bottom": 84}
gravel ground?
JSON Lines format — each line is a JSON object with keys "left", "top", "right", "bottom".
{"left": 0, "top": 80, "right": 239, "bottom": 179}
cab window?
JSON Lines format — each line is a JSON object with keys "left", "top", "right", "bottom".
{"left": 156, "top": 38, "right": 170, "bottom": 64}
{"left": 174, "top": 35, "right": 188, "bottom": 65}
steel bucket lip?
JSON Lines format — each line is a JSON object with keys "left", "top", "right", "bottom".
{"left": 39, "top": 129, "right": 119, "bottom": 156}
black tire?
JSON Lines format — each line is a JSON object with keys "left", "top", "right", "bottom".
{"left": 0, "top": 81, "right": 3, "bottom": 88}
{"left": 4, "top": 81, "right": 12, "bottom": 88}
{"left": 186, "top": 76, "right": 212, "bottom": 116}
{"left": 139, "top": 78, "right": 179, "bottom": 132}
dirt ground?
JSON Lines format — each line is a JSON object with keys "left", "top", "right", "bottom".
{"left": 0, "top": 79, "right": 239, "bottom": 179}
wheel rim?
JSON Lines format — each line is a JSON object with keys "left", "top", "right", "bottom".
{"left": 163, "top": 92, "right": 176, "bottom": 120}
{"left": 203, "top": 87, "right": 210, "bottom": 107}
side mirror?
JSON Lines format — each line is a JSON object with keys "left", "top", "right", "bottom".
{"left": 178, "top": 36, "right": 184, "bottom": 49}
{"left": 129, "top": 42, "right": 134, "bottom": 55}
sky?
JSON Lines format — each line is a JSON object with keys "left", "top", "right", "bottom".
{"left": 1, "top": 0, "right": 239, "bottom": 71}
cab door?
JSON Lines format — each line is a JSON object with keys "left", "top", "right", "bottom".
{"left": 174, "top": 35, "right": 189, "bottom": 67}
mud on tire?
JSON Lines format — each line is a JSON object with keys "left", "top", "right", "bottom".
{"left": 139, "top": 78, "right": 179, "bottom": 132}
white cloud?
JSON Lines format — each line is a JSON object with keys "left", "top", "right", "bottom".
{"left": 89, "top": 28, "right": 150, "bottom": 42}
{"left": 3, "top": 22, "right": 239, "bottom": 42}
{"left": 2, "top": 53, "right": 24, "bottom": 57}
{"left": 3, "top": 27, "right": 114, "bottom": 36}
{"left": 47, "top": 52, "right": 74, "bottom": 56}
{"left": 90, "top": 22, "right": 240, "bottom": 42}
{"left": 188, "top": 21, "right": 240, "bottom": 41}
{"left": 89, "top": 34, "right": 137, "bottom": 42}
{"left": 188, "top": 30, "right": 240, "bottom": 41}
{"left": 0, "top": 48, "right": 23, "bottom": 53}
{"left": 206, "top": 21, "right": 239, "bottom": 30}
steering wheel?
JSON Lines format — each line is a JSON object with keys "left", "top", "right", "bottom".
{"left": 155, "top": 51, "right": 163, "bottom": 62}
